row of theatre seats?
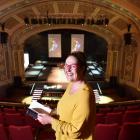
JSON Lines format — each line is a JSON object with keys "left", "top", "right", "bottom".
{"left": 0, "top": 124, "right": 34, "bottom": 140}
{"left": 95, "top": 122, "right": 140, "bottom": 140}
{"left": 1, "top": 122, "right": 140, "bottom": 140}
{"left": 0, "top": 107, "right": 55, "bottom": 140}
{"left": 96, "top": 104, "right": 140, "bottom": 125}
{"left": 95, "top": 102, "right": 140, "bottom": 140}
{"left": 0, "top": 101, "right": 140, "bottom": 140}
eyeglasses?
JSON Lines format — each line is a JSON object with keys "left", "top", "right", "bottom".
{"left": 64, "top": 64, "right": 78, "bottom": 70}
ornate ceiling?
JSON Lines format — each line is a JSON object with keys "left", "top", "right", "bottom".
{"left": 0, "top": 0, "right": 140, "bottom": 37}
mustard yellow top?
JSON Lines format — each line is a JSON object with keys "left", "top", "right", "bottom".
{"left": 52, "top": 82, "right": 96, "bottom": 140}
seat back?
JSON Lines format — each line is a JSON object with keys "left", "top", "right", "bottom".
{"left": 96, "top": 113, "right": 106, "bottom": 124}
{"left": 4, "top": 113, "right": 24, "bottom": 126}
{"left": 105, "top": 112, "right": 123, "bottom": 125}
{"left": 3, "top": 108, "right": 17, "bottom": 114}
{"left": 123, "top": 110, "right": 140, "bottom": 123}
{"left": 9, "top": 125, "right": 34, "bottom": 140}
{"left": 95, "top": 123, "right": 119, "bottom": 140}
{"left": 0, "top": 124, "right": 8, "bottom": 140}
{"left": 0, "top": 113, "right": 4, "bottom": 125}
{"left": 118, "top": 122, "right": 140, "bottom": 140}
{"left": 25, "top": 115, "right": 41, "bottom": 128}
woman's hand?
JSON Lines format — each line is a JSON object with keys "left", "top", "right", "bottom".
{"left": 37, "top": 113, "right": 53, "bottom": 125}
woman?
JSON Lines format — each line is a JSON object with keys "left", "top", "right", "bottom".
{"left": 37, "top": 51, "right": 96, "bottom": 140}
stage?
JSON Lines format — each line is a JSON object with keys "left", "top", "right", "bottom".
{"left": 25, "top": 60, "right": 105, "bottom": 82}
{"left": 6, "top": 61, "right": 126, "bottom": 105}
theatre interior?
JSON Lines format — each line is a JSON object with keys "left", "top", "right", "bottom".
{"left": 0, "top": 0, "right": 140, "bottom": 140}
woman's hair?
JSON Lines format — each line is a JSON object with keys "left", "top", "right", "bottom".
{"left": 69, "top": 51, "right": 87, "bottom": 74}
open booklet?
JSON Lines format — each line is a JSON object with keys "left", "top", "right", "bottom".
{"left": 26, "top": 101, "right": 52, "bottom": 119}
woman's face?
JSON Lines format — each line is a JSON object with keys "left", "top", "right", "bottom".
{"left": 64, "top": 56, "right": 81, "bottom": 82}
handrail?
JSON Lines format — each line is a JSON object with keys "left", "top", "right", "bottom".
{"left": 0, "top": 101, "right": 28, "bottom": 108}
{"left": 96, "top": 99, "right": 140, "bottom": 107}
{"left": 0, "top": 99, "right": 140, "bottom": 109}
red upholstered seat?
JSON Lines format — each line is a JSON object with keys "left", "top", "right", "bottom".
{"left": 4, "top": 113, "right": 24, "bottom": 126}
{"left": 105, "top": 112, "right": 123, "bottom": 125}
{"left": 96, "top": 113, "right": 106, "bottom": 124}
{"left": 123, "top": 110, "right": 140, "bottom": 123}
{"left": 9, "top": 125, "right": 34, "bottom": 140}
{"left": 0, "top": 112, "right": 4, "bottom": 125}
{"left": 0, "top": 124, "right": 8, "bottom": 140}
{"left": 118, "top": 122, "right": 140, "bottom": 140}
{"left": 95, "top": 123, "right": 119, "bottom": 140}
{"left": 3, "top": 108, "right": 17, "bottom": 114}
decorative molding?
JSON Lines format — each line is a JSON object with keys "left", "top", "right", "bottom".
{"left": 123, "top": 47, "right": 136, "bottom": 82}
{"left": 138, "top": 71, "right": 140, "bottom": 90}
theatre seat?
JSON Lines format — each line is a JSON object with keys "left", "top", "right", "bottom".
{"left": 96, "top": 113, "right": 106, "bottom": 124}
{"left": 126, "top": 105, "right": 140, "bottom": 111}
{"left": 105, "top": 112, "right": 123, "bottom": 125}
{"left": 0, "top": 113, "right": 4, "bottom": 125}
{"left": 4, "top": 113, "right": 24, "bottom": 126}
{"left": 98, "top": 107, "right": 112, "bottom": 114}
{"left": 112, "top": 106, "right": 126, "bottom": 113}
{"left": 95, "top": 123, "right": 119, "bottom": 140}
{"left": 24, "top": 115, "right": 42, "bottom": 128}
{"left": 118, "top": 122, "right": 140, "bottom": 140}
{"left": 123, "top": 110, "right": 140, "bottom": 123}
{"left": 3, "top": 108, "right": 17, "bottom": 114}
{"left": 9, "top": 125, "right": 34, "bottom": 140}
{"left": 0, "top": 124, "right": 8, "bottom": 140}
